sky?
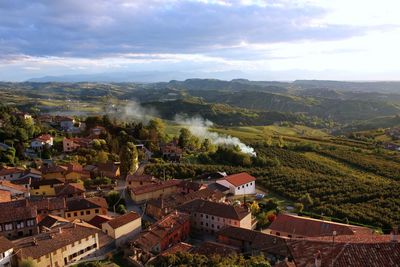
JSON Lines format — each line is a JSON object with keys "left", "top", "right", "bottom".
{"left": 1, "top": 0, "right": 400, "bottom": 81}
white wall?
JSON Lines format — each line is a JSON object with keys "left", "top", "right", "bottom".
{"left": 233, "top": 181, "right": 256, "bottom": 195}
{"left": 0, "top": 248, "right": 13, "bottom": 267}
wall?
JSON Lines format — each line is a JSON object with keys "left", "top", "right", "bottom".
{"left": 234, "top": 181, "right": 256, "bottom": 195}
{"left": 65, "top": 208, "right": 107, "bottom": 221}
{"left": 30, "top": 185, "right": 57, "bottom": 196}
{"left": 102, "top": 217, "right": 142, "bottom": 247}
{"left": 0, "top": 248, "right": 13, "bottom": 267}
{"left": 132, "top": 185, "right": 178, "bottom": 203}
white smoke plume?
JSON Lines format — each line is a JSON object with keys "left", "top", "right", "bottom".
{"left": 174, "top": 114, "right": 256, "bottom": 156}
{"left": 121, "top": 100, "right": 158, "bottom": 123}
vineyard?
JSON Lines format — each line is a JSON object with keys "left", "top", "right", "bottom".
{"left": 145, "top": 135, "right": 400, "bottom": 231}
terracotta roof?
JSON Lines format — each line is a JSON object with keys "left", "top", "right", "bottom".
{"left": 54, "top": 183, "right": 85, "bottom": 197}
{"left": 191, "top": 241, "right": 239, "bottom": 256}
{"left": 97, "top": 162, "right": 119, "bottom": 173}
{"left": 0, "top": 180, "right": 28, "bottom": 192}
{"left": 66, "top": 197, "right": 108, "bottom": 212}
{"left": 126, "top": 174, "right": 157, "bottom": 183}
{"left": 0, "top": 236, "right": 13, "bottom": 253}
{"left": 147, "top": 188, "right": 225, "bottom": 211}
{"left": 177, "top": 199, "right": 250, "bottom": 220}
{"left": 207, "top": 182, "right": 230, "bottom": 193}
{"left": 38, "top": 214, "right": 70, "bottom": 229}
{"left": 132, "top": 212, "right": 190, "bottom": 252}
{"left": 33, "top": 134, "right": 53, "bottom": 142}
{"left": 0, "top": 167, "right": 25, "bottom": 176}
{"left": 217, "top": 226, "right": 290, "bottom": 256}
{"left": 88, "top": 215, "right": 112, "bottom": 229}
{"left": 178, "top": 180, "right": 203, "bottom": 191}
{"left": 219, "top": 172, "right": 256, "bottom": 187}
{"left": 40, "top": 165, "right": 67, "bottom": 174}
{"left": 0, "top": 204, "right": 37, "bottom": 223}
{"left": 29, "top": 198, "right": 66, "bottom": 211}
{"left": 160, "top": 242, "right": 193, "bottom": 256}
{"left": 275, "top": 260, "right": 297, "bottom": 267}
{"left": 131, "top": 179, "right": 180, "bottom": 195}
{"left": 0, "top": 189, "right": 11, "bottom": 203}
{"left": 287, "top": 238, "right": 400, "bottom": 267}
{"left": 267, "top": 213, "right": 373, "bottom": 237}
{"left": 106, "top": 211, "right": 141, "bottom": 229}
{"left": 13, "top": 224, "right": 99, "bottom": 260}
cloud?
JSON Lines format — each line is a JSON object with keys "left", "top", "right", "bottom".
{"left": 0, "top": 0, "right": 365, "bottom": 59}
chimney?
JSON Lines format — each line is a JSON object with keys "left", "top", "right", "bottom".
{"left": 314, "top": 250, "right": 322, "bottom": 267}
{"left": 58, "top": 227, "right": 62, "bottom": 234}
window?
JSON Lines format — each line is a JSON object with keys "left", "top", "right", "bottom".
{"left": 74, "top": 212, "right": 77, "bottom": 216}
{"left": 205, "top": 215, "right": 208, "bottom": 219}
{"left": 237, "top": 187, "right": 240, "bottom": 190}
{"left": 95, "top": 209, "right": 99, "bottom": 214}
{"left": 212, "top": 216, "right": 214, "bottom": 220}
{"left": 250, "top": 183, "right": 252, "bottom": 185}
{"left": 5, "top": 223, "right": 12, "bottom": 231}
{"left": 0, "top": 225, "right": 2, "bottom": 232}
{"left": 80, "top": 211, "right": 84, "bottom": 215}
{"left": 27, "top": 219, "right": 35, "bottom": 227}
{"left": 206, "top": 223, "right": 208, "bottom": 227}
{"left": 217, "top": 226, "right": 220, "bottom": 229}
{"left": 246, "top": 184, "right": 248, "bottom": 187}
{"left": 67, "top": 213, "right": 71, "bottom": 218}
{"left": 46, "top": 254, "right": 50, "bottom": 259}
{"left": 242, "top": 185, "right": 244, "bottom": 188}
{"left": 200, "top": 222, "right": 203, "bottom": 226}
{"left": 86, "top": 210, "right": 90, "bottom": 215}
{"left": 200, "top": 214, "right": 203, "bottom": 218}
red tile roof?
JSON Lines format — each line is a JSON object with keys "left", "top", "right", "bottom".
{"left": 106, "top": 212, "right": 141, "bottom": 229}
{"left": 88, "top": 215, "right": 112, "bottom": 229}
{"left": 131, "top": 212, "right": 190, "bottom": 252}
{"left": 33, "top": 134, "right": 53, "bottom": 142}
{"left": 0, "top": 167, "right": 25, "bottom": 176}
{"left": 54, "top": 183, "right": 85, "bottom": 197}
{"left": 0, "top": 204, "right": 37, "bottom": 223}
{"left": 287, "top": 238, "right": 400, "bottom": 267}
{"left": 0, "top": 189, "right": 11, "bottom": 203}
{"left": 220, "top": 172, "right": 256, "bottom": 187}
{"left": 66, "top": 197, "right": 108, "bottom": 212}
{"left": 0, "top": 180, "right": 28, "bottom": 192}
{"left": 268, "top": 213, "right": 373, "bottom": 237}
{"left": 0, "top": 236, "right": 13, "bottom": 253}
{"left": 160, "top": 242, "right": 193, "bottom": 256}
{"left": 191, "top": 241, "right": 240, "bottom": 256}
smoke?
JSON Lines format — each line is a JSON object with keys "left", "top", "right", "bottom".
{"left": 105, "top": 100, "right": 158, "bottom": 123}
{"left": 174, "top": 114, "right": 256, "bottom": 156}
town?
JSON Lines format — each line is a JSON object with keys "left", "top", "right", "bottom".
{"left": 0, "top": 108, "right": 399, "bottom": 267}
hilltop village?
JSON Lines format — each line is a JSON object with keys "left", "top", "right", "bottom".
{"left": 0, "top": 107, "right": 399, "bottom": 267}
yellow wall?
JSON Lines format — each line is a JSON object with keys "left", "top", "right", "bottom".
{"left": 102, "top": 217, "right": 141, "bottom": 247}
{"left": 30, "top": 185, "right": 57, "bottom": 196}
{"left": 65, "top": 208, "right": 107, "bottom": 221}
{"left": 132, "top": 186, "right": 178, "bottom": 203}
{"left": 18, "top": 234, "right": 99, "bottom": 267}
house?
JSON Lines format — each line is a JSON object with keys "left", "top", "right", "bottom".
{"left": 90, "top": 126, "right": 107, "bottom": 137}
{"left": 266, "top": 213, "right": 374, "bottom": 238}
{"left": 54, "top": 183, "right": 85, "bottom": 198}
{"left": 20, "top": 168, "right": 42, "bottom": 181}
{"left": 96, "top": 162, "right": 120, "bottom": 179}
{"left": 0, "top": 236, "right": 13, "bottom": 267}
{"left": 64, "top": 163, "right": 91, "bottom": 180}
{"left": 177, "top": 180, "right": 205, "bottom": 194}
{"left": 13, "top": 223, "right": 101, "bottom": 267}
{"left": 63, "top": 137, "right": 91, "bottom": 152}
{"left": 129, "top": 179, "right": 181, "bottom": 203}
{"left": 161, "top": 142, "right": 183, "bottom": 162}
{"left": 37, "top": 214, "right": 70, "bottom": 231}
{"left": 177, "top": 199, "right": 253, "bottom": 233}
{"left": 40, "top": 164, "right": 67, "bottom": 179}
{"left": 126, "top": 174, "right": 158, "bottom": 188}
{"left": 30, "top": 134, "right": 54, "bottom": 150}
{"left": 58, "top": 116, "right": 75, "bottom": 130}
{"left": 29, "top": 198, "right": 67, "bottom": 218}
{"left": 216, "top": 172, "right": 256, "bottom": 195}
{"left": 0, "top": 201, "right": 38, "bottom": 239}
{"left": 217, "top": 226, "right": 290, "bottom": 263}
{"left": 87, "top": 215, "right": 112, "bottom": 229}
{"left": 0, "top": 180, "right": 29, "bottom": 199}
{"left": 146, "top": 188, "right": 225, "bottom": 220}
{"left": 0, "top": 167, "right": 25, "bottom": 181}
{"left": 129, "top": 211, "right": 190, "bottom": 258}
{"left": 102, "top": 212, "right": 142, "bottom": 247}
{"left": 30, "top": 179, "right": 65, "bottom": 196}
{"left": 191, "top": 241, "right": 240, "bottom": 257}
{"left": 207, "top": 182, "right": 230, "bottom": 194}
{"left": 286, "top": 233, "right": 400, "bottom": 267}
{"left": 65, "top": 197, "right": 108, "bottom": 221}
{"left": 0, "top": 190, "right": 11, "bottom": 203}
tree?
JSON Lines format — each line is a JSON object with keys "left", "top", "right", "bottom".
{"left": 294, "top": 202, "right": 304, "bottom": 213}
{"left": 250, "top": 201, "right": 260, "bottom": 215}
{"left": 20, "top": 259, "right": 38, "bottom": 267}
{"left": 119, "top": 142, "right": 138, "bottom": 177}
{"left": 148, "top": 118, "right": 165, "bottom": 143}
{"left": 178, "top": 128, "right": 191, "bottom": 148}
{"left": 96, "top": 151, "right": 108, "bottom": 164}
{"left": 299, "top": 193, "right": 314, "bottom": 209}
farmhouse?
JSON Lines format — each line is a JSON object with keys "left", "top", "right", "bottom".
{"left": 216, "top": 172, "right": 256, "bottom": 195}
